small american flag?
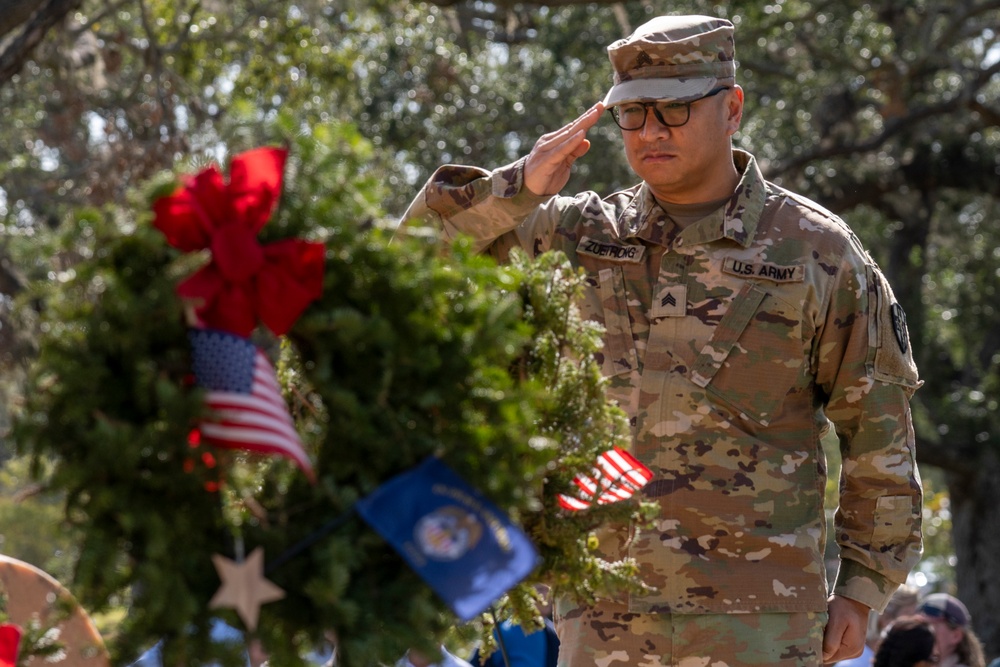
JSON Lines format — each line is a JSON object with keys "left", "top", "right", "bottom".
{"left": 557, "top": 446, "right": 652, "bottom": 511}
{"left": 188, "top": 328, "right": 315, "bottom": 482}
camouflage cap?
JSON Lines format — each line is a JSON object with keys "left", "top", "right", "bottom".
{"left": 603, "top": 15, "right": 736, "bottom": 107}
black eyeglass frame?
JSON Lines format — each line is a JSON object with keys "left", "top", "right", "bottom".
{"left": 608, "top": 86, "right": 732, "bottom": 131}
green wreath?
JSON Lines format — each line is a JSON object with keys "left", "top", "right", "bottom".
{"left": 12, "top": 123, "right": 656, "bottom": 666}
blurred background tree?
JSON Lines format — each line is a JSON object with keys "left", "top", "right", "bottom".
{"left": 1, "top": 0, "right": 998, "bottom": 661}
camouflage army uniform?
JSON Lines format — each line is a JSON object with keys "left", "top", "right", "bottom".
{"left": 401, "top": 148, "right": 922, "bottom": 664}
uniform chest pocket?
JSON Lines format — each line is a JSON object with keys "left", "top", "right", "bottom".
{"left": 688, "top": 282, "right": 804, "bottom": 426}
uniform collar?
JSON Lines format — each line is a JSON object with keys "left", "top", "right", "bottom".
{"left": 622, "top": 149, "right": 767, "bottom": 249}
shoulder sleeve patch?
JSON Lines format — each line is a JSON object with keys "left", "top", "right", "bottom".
{"left": 869, "top": 266, "right": 921, "bottom": 393}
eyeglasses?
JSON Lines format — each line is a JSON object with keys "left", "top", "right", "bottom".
{"left": 608, "top": 86, "right": 731, "bottom": 131}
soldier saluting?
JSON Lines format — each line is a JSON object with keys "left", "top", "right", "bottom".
{"left": 403, "top": 14, "right": 923, "bottom": 666}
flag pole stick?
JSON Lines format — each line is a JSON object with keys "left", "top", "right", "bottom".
{"left": 489, "top": 606, "right": 512, "bottom": 667}
{"left": 265, "top": 505, "right": 357, "bottom": 575}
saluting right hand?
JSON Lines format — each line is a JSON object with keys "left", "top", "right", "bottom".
{"left": 523, "top": 102, "right": 604, "bottom": 196}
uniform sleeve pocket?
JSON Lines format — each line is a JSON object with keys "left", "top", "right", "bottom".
{"left": 871, "top": 495, "right": 918, "bottom": 556}
{"left": 598, "top": 267, "right": 638, "bottom": 378}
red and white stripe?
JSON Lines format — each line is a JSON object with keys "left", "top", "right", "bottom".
{"left": 200, "top": 349, "right": 316, "bottom": 482}
{"left": 558, "top": 446, "right": 652, "bottom": 511}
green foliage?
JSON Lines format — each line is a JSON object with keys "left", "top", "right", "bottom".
{"left": 12, "top": 205, "right": 234, "bottom": 664}
{"left": 914, "top": 472, "right": 956, "bottom": 588}
{"left": 0, "top": 458, "right": 77, "bottom": 584}
{"left": 12, "top": 120, "right": 655, "bottom": 665}
{"left": 507, "top": 249, "right": 657, "bottom": 602}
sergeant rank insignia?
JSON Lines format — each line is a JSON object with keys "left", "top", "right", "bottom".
{"left": 650, "top": 284, "right": 687, "bottom": 318}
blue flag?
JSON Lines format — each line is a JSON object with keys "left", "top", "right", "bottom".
{"left": 356, "top": 457, "right": 540, "bottom": 622}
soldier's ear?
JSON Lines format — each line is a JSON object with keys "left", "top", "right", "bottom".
{"left": 726, "top": 86, "right": 745, "bottom": 134}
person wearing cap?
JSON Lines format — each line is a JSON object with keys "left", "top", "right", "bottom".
{"left": 401, "top": 14, "right": 923, "bottom": 666}
{"left": 917, "top": 593, "right": 986, "bottom": 667}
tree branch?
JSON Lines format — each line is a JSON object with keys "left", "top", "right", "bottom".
{"left": 0, "top": 0, "right": 81, "bottom": 84}
{"left": 769, "top": 90, "right": 977, "bottom": 179}
{"left": 0, "top": 0, "right": 45, "bottom": 39}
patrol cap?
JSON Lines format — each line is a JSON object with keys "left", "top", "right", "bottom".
{"left": 918, "top": 593, "right": 970, "bottom": 628}
{"left": 602, "top": 15, "right": 736, "bottom": 107}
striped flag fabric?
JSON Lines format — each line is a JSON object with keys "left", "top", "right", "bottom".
{"left": 557, "top": 446, "right": 653, "bottom": 511}
{"left": 188, "top": 328, "right": 315, "bottom": 482}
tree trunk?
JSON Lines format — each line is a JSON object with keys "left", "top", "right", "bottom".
{"left": 947, "top": 447, "right": 1000, "bottom": 659}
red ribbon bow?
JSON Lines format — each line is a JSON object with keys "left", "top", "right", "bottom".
{"left": 153, "top": 147, "right": 324, "bottom": 337}
{"left": 0, "top": 623, "right": 21, "bottom": 667}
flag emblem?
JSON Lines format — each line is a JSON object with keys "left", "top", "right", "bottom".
{"left": 415, "top": 506, "right": 484, "bottom": 561}
{"left": 188, "top": 328, "right": 315, "bottom": 482}
{"left": 557, "top": 446, "right": 653, "bottom": 511}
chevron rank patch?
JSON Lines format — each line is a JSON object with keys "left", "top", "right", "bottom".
{"left": 650, "top": 284, "right": 687, "bottom": 318}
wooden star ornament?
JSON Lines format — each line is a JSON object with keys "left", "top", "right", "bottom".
{"left": 209, "top": 547, "right": 285, "bottom": 631}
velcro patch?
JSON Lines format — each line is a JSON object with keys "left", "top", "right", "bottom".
{"left": 890, "top": 303, "right": 909, "bottom": 354}
{"left": 870, "top": 266, "right": 920, "bottom": 391}
{"left": 577, "top": 236, "right": 645, "bottom": 263}
{"left": 722, "top": 257, "right": 804, "bottom": 283}
{"left": 650, "top": 284, "right": 687, "bottom": 318}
